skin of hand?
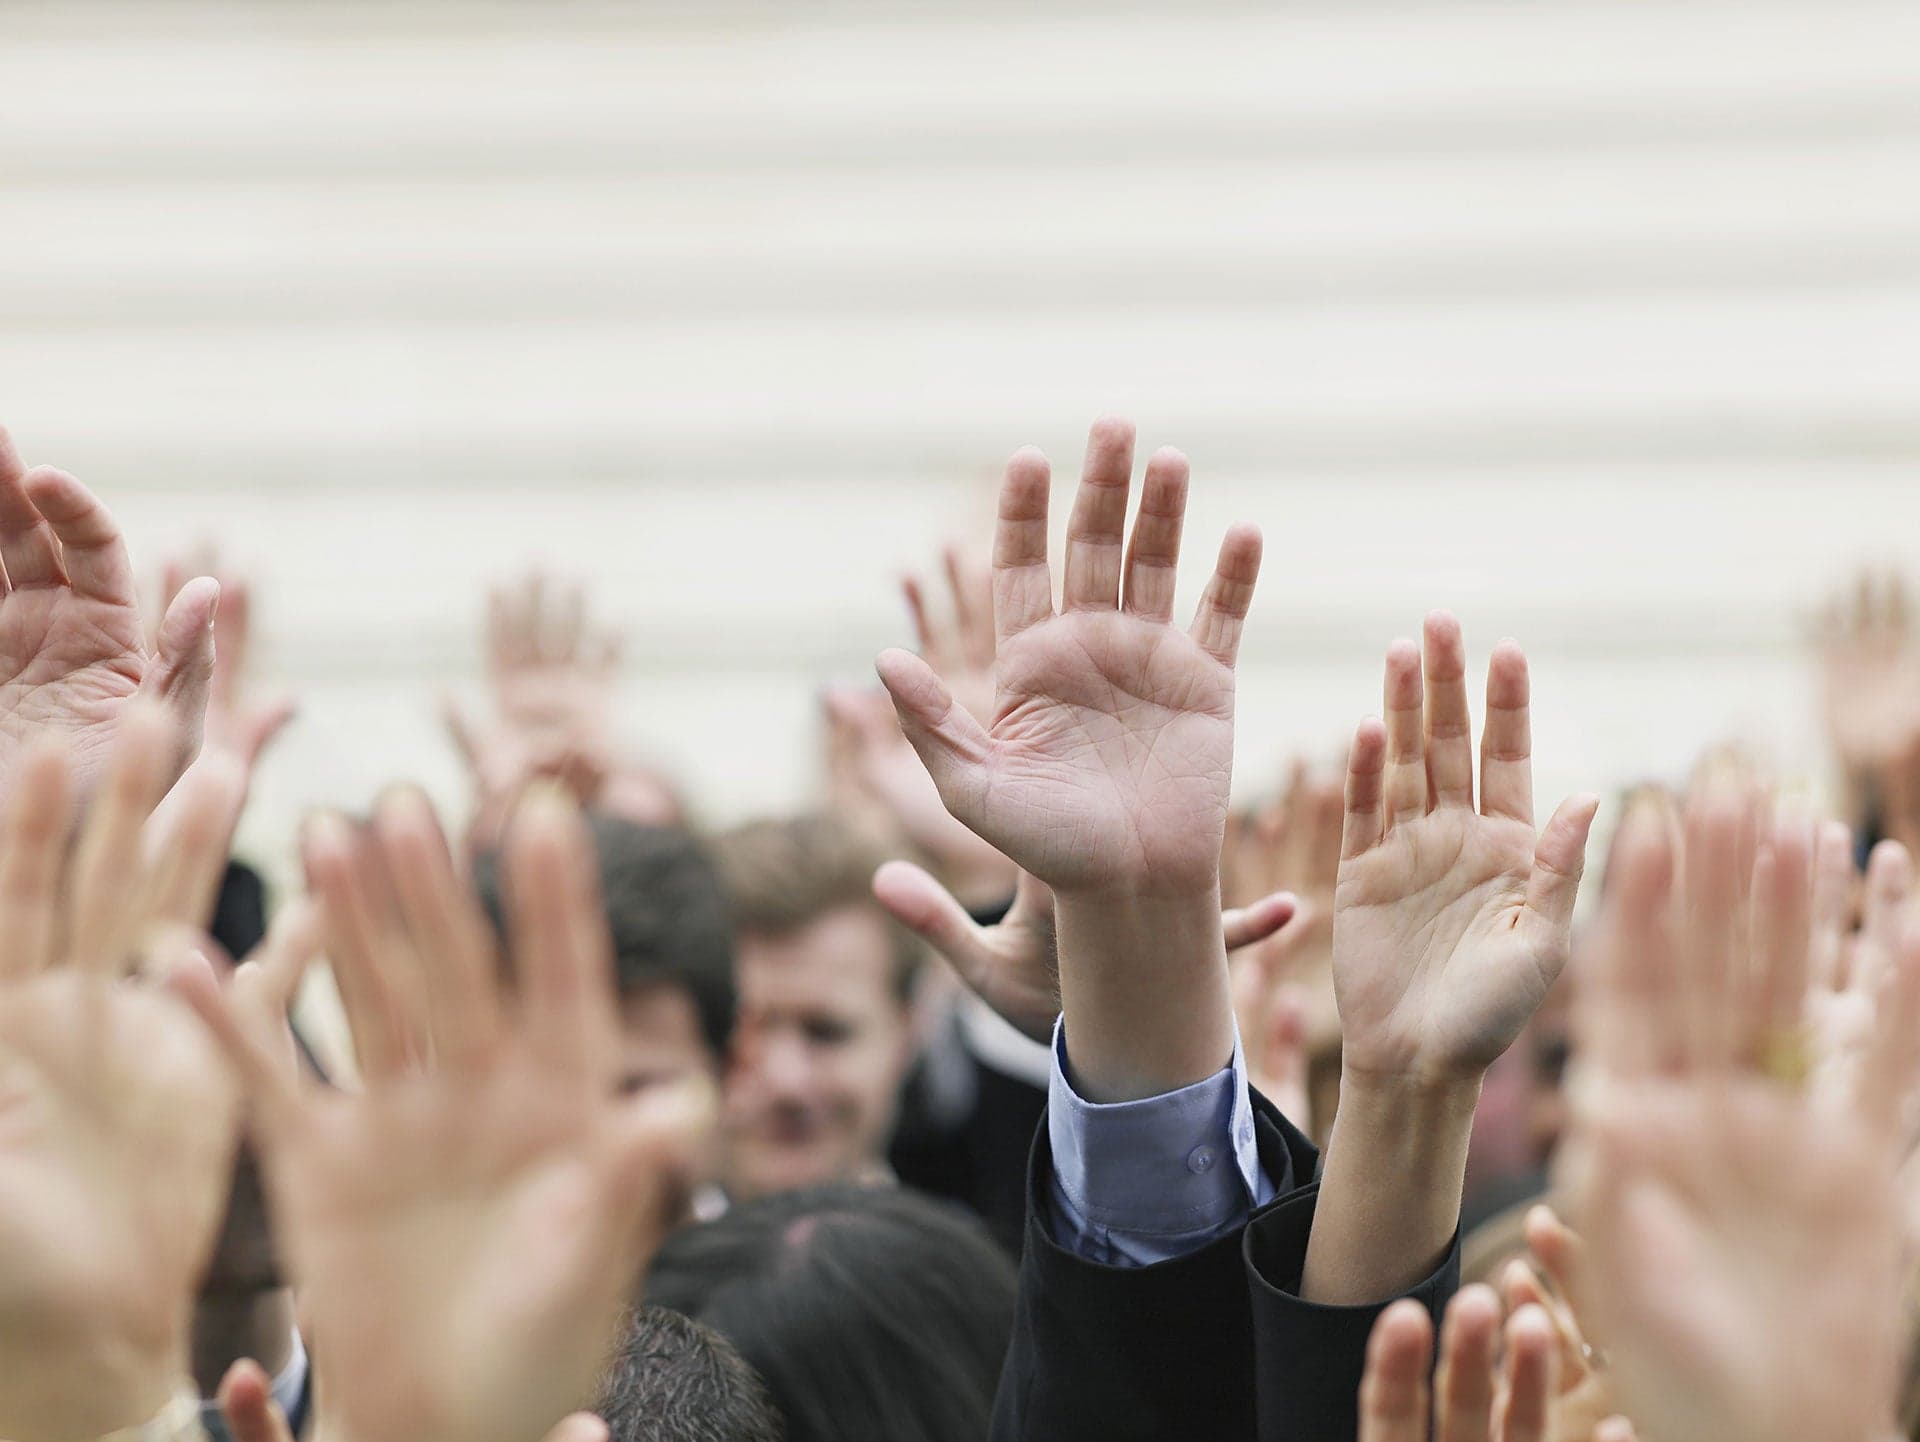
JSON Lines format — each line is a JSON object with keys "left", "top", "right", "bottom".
{"left": 1304, "top": 615, "right": 1597, "bottom": 1305}
{"left": 1359, "top": 1286, "right": 1560, "bottom": 1442}
{"left": 0, "top": 707, "right": 260, "bottom": 1442}
{"left": 1819, "top": 571, "right": 1920, "bottom": 792}
{"left": 875, "top": 416, "right": 1263, "bottom": 1102}
{"left": 176, "top": 788, "right": 711, "bottom": 1442}
{"left": 1497, "top": 1209, "right": 1634, "bottom": 1442}
{"left": 1557, "top": 798, "right": 1920, "bottom": 1442}
{"left": 0, "top": 427, "right": 219, "bottom": 797}
{"left": 824, "top": 682, "right": 1016, "bottom": 910}
{"left": 1224, "top": 764, "right": 1345, "bottom": 1055}
{"left": 1230, "top": 925, "right": 1317, "bottom": 1130}
{"left": 161, "top": 554, "right": 298, "bottom": 774}
{"left": 446, "top": 573, "right": 675, "bottom": 848}
{"left": 872, "top": 856, "right": 1299, "bottom": 1045}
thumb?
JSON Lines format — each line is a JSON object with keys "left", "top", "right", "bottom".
{"left": 874, "top": 646, "right": 990, "bottom": 811}
{"left": 873, "top": 860, "right": 994, "bottom": 984}
{"left": 1524, "top": 793, "right": 1600, "bottom": 951}
{"left": 142, "top": 575, "right": 220, "bottom": 759}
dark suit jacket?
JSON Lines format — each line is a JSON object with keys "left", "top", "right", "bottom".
{"left": 991, "top": 1090, "right": 1459, "bottom": 1442}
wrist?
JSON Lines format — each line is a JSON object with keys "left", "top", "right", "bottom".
{"left": 1053, "top": 882, "right": 1234, "bottom": 1103}
{"left": 1331, "top": 1066, "right": 1483, "bottom": 1155}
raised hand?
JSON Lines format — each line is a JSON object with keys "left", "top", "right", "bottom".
{"left": 1558, "top": 799, "right": 1920, "bottom": 1442}
{"left": 1819, "top": 570, "right": 1920, "bottom": 787}
{"left": 489, "top": 572, "right": 622, "bottom": 733}
{"left": 0, "top": 707, "right": 252, "bottom": 1442}
{"left": 877, "top": 417, "right": 1262, "bottom": 1099}
{"left": 0, "top": 428, "right": 218, "bottom": 794}
{"left": 1333, "top": 615, "right": 1598, "bottom": 1085}
{"left": 1497, "top": 1209, "right": 1634, "bottom": 1442}
{"left": 873, "top": 858, "right": 1299, "bottom": 1043}
{"left": 1304, "top": 615, "right": 1595, "bottom": 1306}
{"left": 878, "top": 418, "right": 1259, "bottom": 897}
{"left": 178, "top": 789, "right": 709, "bottom": 1442}
{"left": 1360, "top": 1288, "right": 1559, "bottom": 1442}
{"left": 445, "top": 573, "right": 622, "bottom": 844}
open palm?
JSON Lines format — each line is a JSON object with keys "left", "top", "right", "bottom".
{"left": 0, "top": 430, "right": 217, "bottom": 793}
{"left": 878, "top": 419, "right": 1260, "bottom": 899}
{"left": 1334, "top": 616, "right": 1596, "bottom": 1083}
{"left": 0, "top": 712, "right": 243, "bottom": 1442}
{"left": 185, "top": 792, "right": 699, "bottom": 1442}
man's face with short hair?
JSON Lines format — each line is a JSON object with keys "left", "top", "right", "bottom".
{"left": 721, "top": 904, "right": 912, "bottom": 1201}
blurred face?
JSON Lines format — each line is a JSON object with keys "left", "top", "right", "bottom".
{"left": 617, "top": 982, "right": 723, "bottom": 1226}
{"left": 723, "top": 905, "right": 912, "bottom": 1201}
{"left": 616, "top": 981, "right": 715, "bottom": 1098}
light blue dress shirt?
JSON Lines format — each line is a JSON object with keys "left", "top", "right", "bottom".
{"left": 1045, "top": 1017, "right": 1279, "bottom": 1266}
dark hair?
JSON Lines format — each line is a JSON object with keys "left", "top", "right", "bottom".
{"left": 644, "top": 1185, "right": 1016, "bottom": 1442}
{"left": 712, "top": 813, "right": 921, "bottom": 1004}
{"left": 597, "top": 1305, "right": 785, "bottom": 1442}
{"left": 474, "top": 815, "right": 736, "bottom": 1058}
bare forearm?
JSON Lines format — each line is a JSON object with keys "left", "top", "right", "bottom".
{"left": 1301, "top": 1071, "right": 1479, "bottom": 1304}
{"left": 1054, "top": 887, "right": 1234, "bottom": 1103}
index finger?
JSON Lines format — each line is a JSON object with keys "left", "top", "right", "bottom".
{"left": 993, "top": 448, "right": 1054, "bottom": 643}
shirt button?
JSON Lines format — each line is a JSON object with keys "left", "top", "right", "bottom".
{"left": 1187, "top": 1145, "right": 1216, "bottom": 1174}
{"left": 1239, "top": 1119, "right": 1254, "bottom": 1145}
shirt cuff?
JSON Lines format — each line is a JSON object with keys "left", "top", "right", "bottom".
{"left": 1045, "top": 1016, "right": 1277, "bottom": 1265}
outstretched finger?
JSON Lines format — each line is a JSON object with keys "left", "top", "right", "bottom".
{"left": 142, "top": 750, "right": 249, "bottom": 932}
{"left": 993, "top": 448, "right": 1054, "bottom": 642}
{"left": 378, "top": 788, "right": 506, "bottom": 1068}
{"left": 507, "top": 788, "right": 621, "bottom": 1083}
{"left": 1478, "top": 641, "right": 1533, "bottom": 823}
{"left": 1746, "top": 818, "right": 1813, "bottom": 1059}
{"left": 69, "top": 704, "right": 177, "bottom": 975}
{"left": 902, "top": 573, "right": 939, "bottom": 659}
{"left": 1222, "top": 891, "right": 1299, "bottom": 952}
{"left": 1121, "top": 447, "right": 1188, "bottom": 622}
{"left": 1359, "top": 1300, "right": 1434, "bottom": 1442}
{"left": 1522, "top": 792, "right": 1599, "bottom": 955}
{"left": 1434, "top": 1286, "right": 1499, "bottom": 1442}
{"left": 1188, "top": 523, "right": 1262, "bottom": 667}
{"left": 1857, "top": 839, "right": 1914, "bottom": 994}
{"left": 0, "top": 740, "right": 73, "bottom": 978}
{"left": 1809, "top": 819, "right": 1856, "bottom": 991}
{"left": 305, "top": 813, "right": 417, "bottom": 1083}
{"left": 1578, "top": 802, "right": 1680, "bottom": 1078}
{"left": 944, "top": 546, "right": 995, "bottom": 669}
{"left": 875, "top": 648, "right": 993, "bottom": 814}
{"left": 1380, "top": 641, "right": 1427, "bottom": 829}
{"left": 873, "top": 859, "right": 999, "bottom": 995}
{"left": 0, "top": 428, "right": 63, "bottom": 590}
{"left": 1342, "top": 718, "right": 1389, "bottom": 860}
{"left": 1062, "top": 417, "right": 1134, "bottom": 612}
{"left": 19, "top": 466, "right": 137, "bottom": 604}
{"left": 1422, "top": 612, "right": 1475, "bottom": 808}
{"left": 144, "top": 576, "right": 221, "bottom": 757}
{"left": 1497, "top": 1305, "right": 1559, "bottom": 1442}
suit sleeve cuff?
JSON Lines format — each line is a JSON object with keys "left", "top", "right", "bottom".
{"left": 1044, "top": 1017, "right": 1276, "bottom": 1264}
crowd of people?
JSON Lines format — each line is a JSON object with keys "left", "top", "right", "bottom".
{"left": 0, "top": 415, "right": 1915, "bottom": 1442}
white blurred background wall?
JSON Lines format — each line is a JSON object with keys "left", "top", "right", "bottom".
{"left": 4, "top": 0, "right": 1919, "bottom": 874}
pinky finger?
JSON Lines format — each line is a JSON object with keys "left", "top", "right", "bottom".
{"left": 1498, "top": 1305, "right": 1559, "bottom": 1442}
{"left": 1188, "top": 523, "right": 1262, "bottom": 667}
{"left": 1342, "top": 719, "right": 1388, "bottom": 860}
